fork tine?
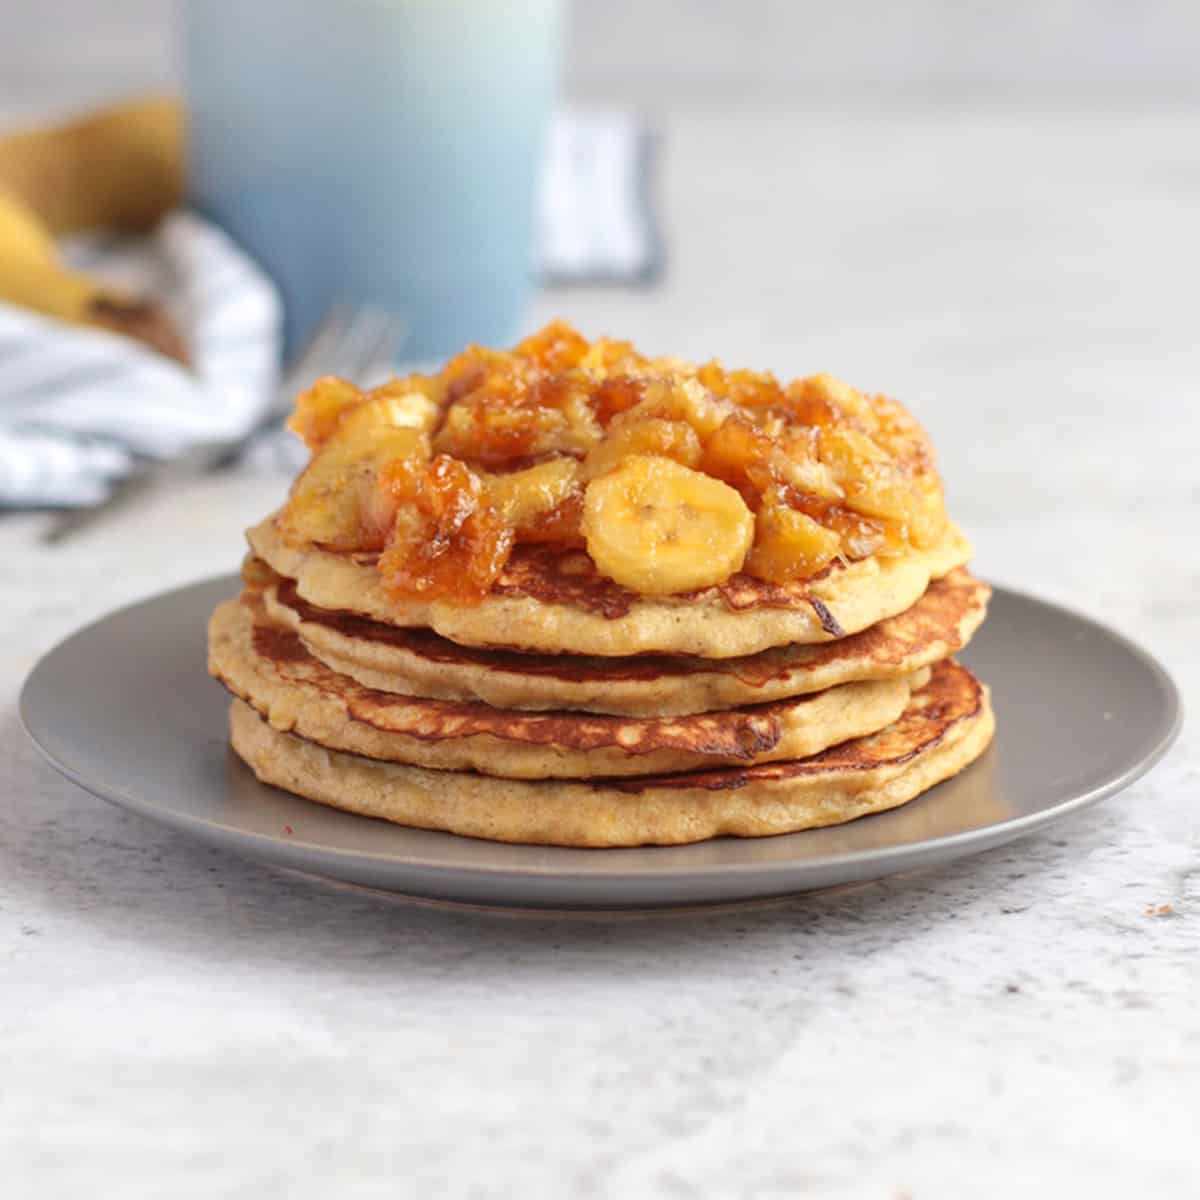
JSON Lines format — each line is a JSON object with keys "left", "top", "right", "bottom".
{"left": 281, "top": 305, "right": 351, "bottom": 394}
{"left": 355, "top": 313, "right": 407, "bottom": 387}
{"left": 324, "top": 307, "right": 387, "bottom": 381}
{"left": 273, "top": 305, "right": 407, "bottom": 423}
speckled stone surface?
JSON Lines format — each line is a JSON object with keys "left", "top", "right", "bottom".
{"left": 2, "top": 106, "right": 1197, "bottom": 1198}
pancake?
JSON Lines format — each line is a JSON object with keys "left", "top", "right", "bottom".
{"left": 209, "top": 594, "right": 926, "bottom": 780}
{"left": 260, "top": 567, "right": 989, "bottom": 717}
{"left": 228, "top": 658, "right": 995, "bottom": 847}
{"left": 247, "top": 514, "right": 972, "bottom": 659}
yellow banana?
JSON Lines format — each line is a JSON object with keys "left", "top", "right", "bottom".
{"left": 0, "top": 96, "right": 182, "bottom": 234}
{"left": 0, "top": 187, "right": 187, "bottom": 361}
{"left": 745, "top": 492, "right": 842, "bottom": 583}
{"left": 0, "top": 187, "right": 98, "bottom": 318}
{"left": 582, "top": 455, "right": 754, "bottom": 595}
{"left": 483, "top": 458, "right": 579, "bottom": 529}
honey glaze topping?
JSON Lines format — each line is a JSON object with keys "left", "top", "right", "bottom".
{"left": 277, "top": 321, "right": 948, "bottom": 606}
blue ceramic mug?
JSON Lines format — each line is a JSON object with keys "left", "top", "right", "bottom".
{"left": 184, "top": 0, "right": 563, "bottom": 358}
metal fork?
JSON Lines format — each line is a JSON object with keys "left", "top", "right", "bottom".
{"left": 43, "top": 305, "right": 406, "bottom": 544}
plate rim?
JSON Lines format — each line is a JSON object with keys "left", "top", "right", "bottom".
{"left": 19, "top": 574, "right": 1184, "bottom": 887}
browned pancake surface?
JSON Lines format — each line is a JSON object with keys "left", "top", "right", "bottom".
{"left": 257, "top": 566, "right": 987, "bottom": 718}
{"left": 272, "top": 567, "right": 985, "bottom": 684}
{"left": 227, "top": 659, "right": 994, "bottom": 845}
{"left": 208, "top": 593, "right": 920, "bottom": 778}
{"left": 227, "top": 595, "right": 895, "bottom": 758}
{"left": 247, "top": 515, "right": 973, "bottom": 657}
{"left": 602, "top": 655, "right": 985, "bottom": 792}
{"left": 316, "top": 542, "right": 868, "bottom": 622}
{"left": 246, "top": 618, "right": 807, "bottom": 758}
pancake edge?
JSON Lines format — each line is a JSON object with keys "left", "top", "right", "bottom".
{"left": 227, "top": 671, "right": 995, "bottom": 847}
{"left": 246, "top": 515, "right": 973, "bottom": 658}
{"left": 209, "top": 595, "right": 921, "bottom": 779}
{"left": 262, "top": 568, "right": 990, "bottom": 716}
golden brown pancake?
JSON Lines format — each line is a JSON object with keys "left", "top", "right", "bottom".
{"left": 260, "top": 566, "right": 989, "bottom": 717}
{"left": 228, "top": 658, "right": 995, "bottom": 847}
{"left": 247, "top": 514, "right": 972, "bottom": 659}
{"left": 209, "top": 593, "right": 926, "bottom": 779}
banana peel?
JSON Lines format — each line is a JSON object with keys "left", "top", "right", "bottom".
{"left": 0, "top": 98, "right": 188, "bottom": 363}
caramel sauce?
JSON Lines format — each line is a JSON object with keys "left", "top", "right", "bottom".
{"left": 279, "top": 320, "right": 948, "bottom": 606}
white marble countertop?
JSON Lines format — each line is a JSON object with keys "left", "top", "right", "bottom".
{"left": 3, "top": 104, "right": 1197, "bottom": 1197}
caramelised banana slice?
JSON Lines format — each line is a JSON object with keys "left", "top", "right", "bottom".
{"left": 582, "top": 455, "right": 754, "bottom": 594}
{"left": 278, "top": 420, "right": 429, "bottom": 551}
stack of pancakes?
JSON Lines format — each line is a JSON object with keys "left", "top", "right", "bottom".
{"left": 209, "top": 517, "right": 994, "bottom": 847}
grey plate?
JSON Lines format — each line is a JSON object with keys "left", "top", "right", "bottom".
{"left": 20, "top": 576, "right": 1181, "bottom": 910}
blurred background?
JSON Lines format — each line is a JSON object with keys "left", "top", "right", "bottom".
{"left": 0, "top": 0, "right": 1196, "bottom": 594}
{"left": 5, "top": 9, "right": 1197, "bottom": 1194}
{"left": 5, "top": 1, "right": 1200, "bottom": 108}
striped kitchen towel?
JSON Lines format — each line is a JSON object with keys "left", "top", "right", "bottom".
{"left": 0, "top": 211, "right": 282, "bottom": 507}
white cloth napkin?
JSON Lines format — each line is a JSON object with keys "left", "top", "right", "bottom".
{"left": 0, "top": 212, "right": 282, "bottom": 507}
{"left": 0, "top": 109, "right": 658, "bottom": 509}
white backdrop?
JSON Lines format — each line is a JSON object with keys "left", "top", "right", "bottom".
{"left": 3, "top": 0, "right": 1199, "bottom": 116}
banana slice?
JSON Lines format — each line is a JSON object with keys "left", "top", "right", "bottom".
{"left": 280, "top": 425, "right": 430, "bottom": 551}
{"left": 484, "top": 458, "right": 579, "bottom": 529}
{"left": 582, "top": 455, "right": 754, "bottom": 595}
